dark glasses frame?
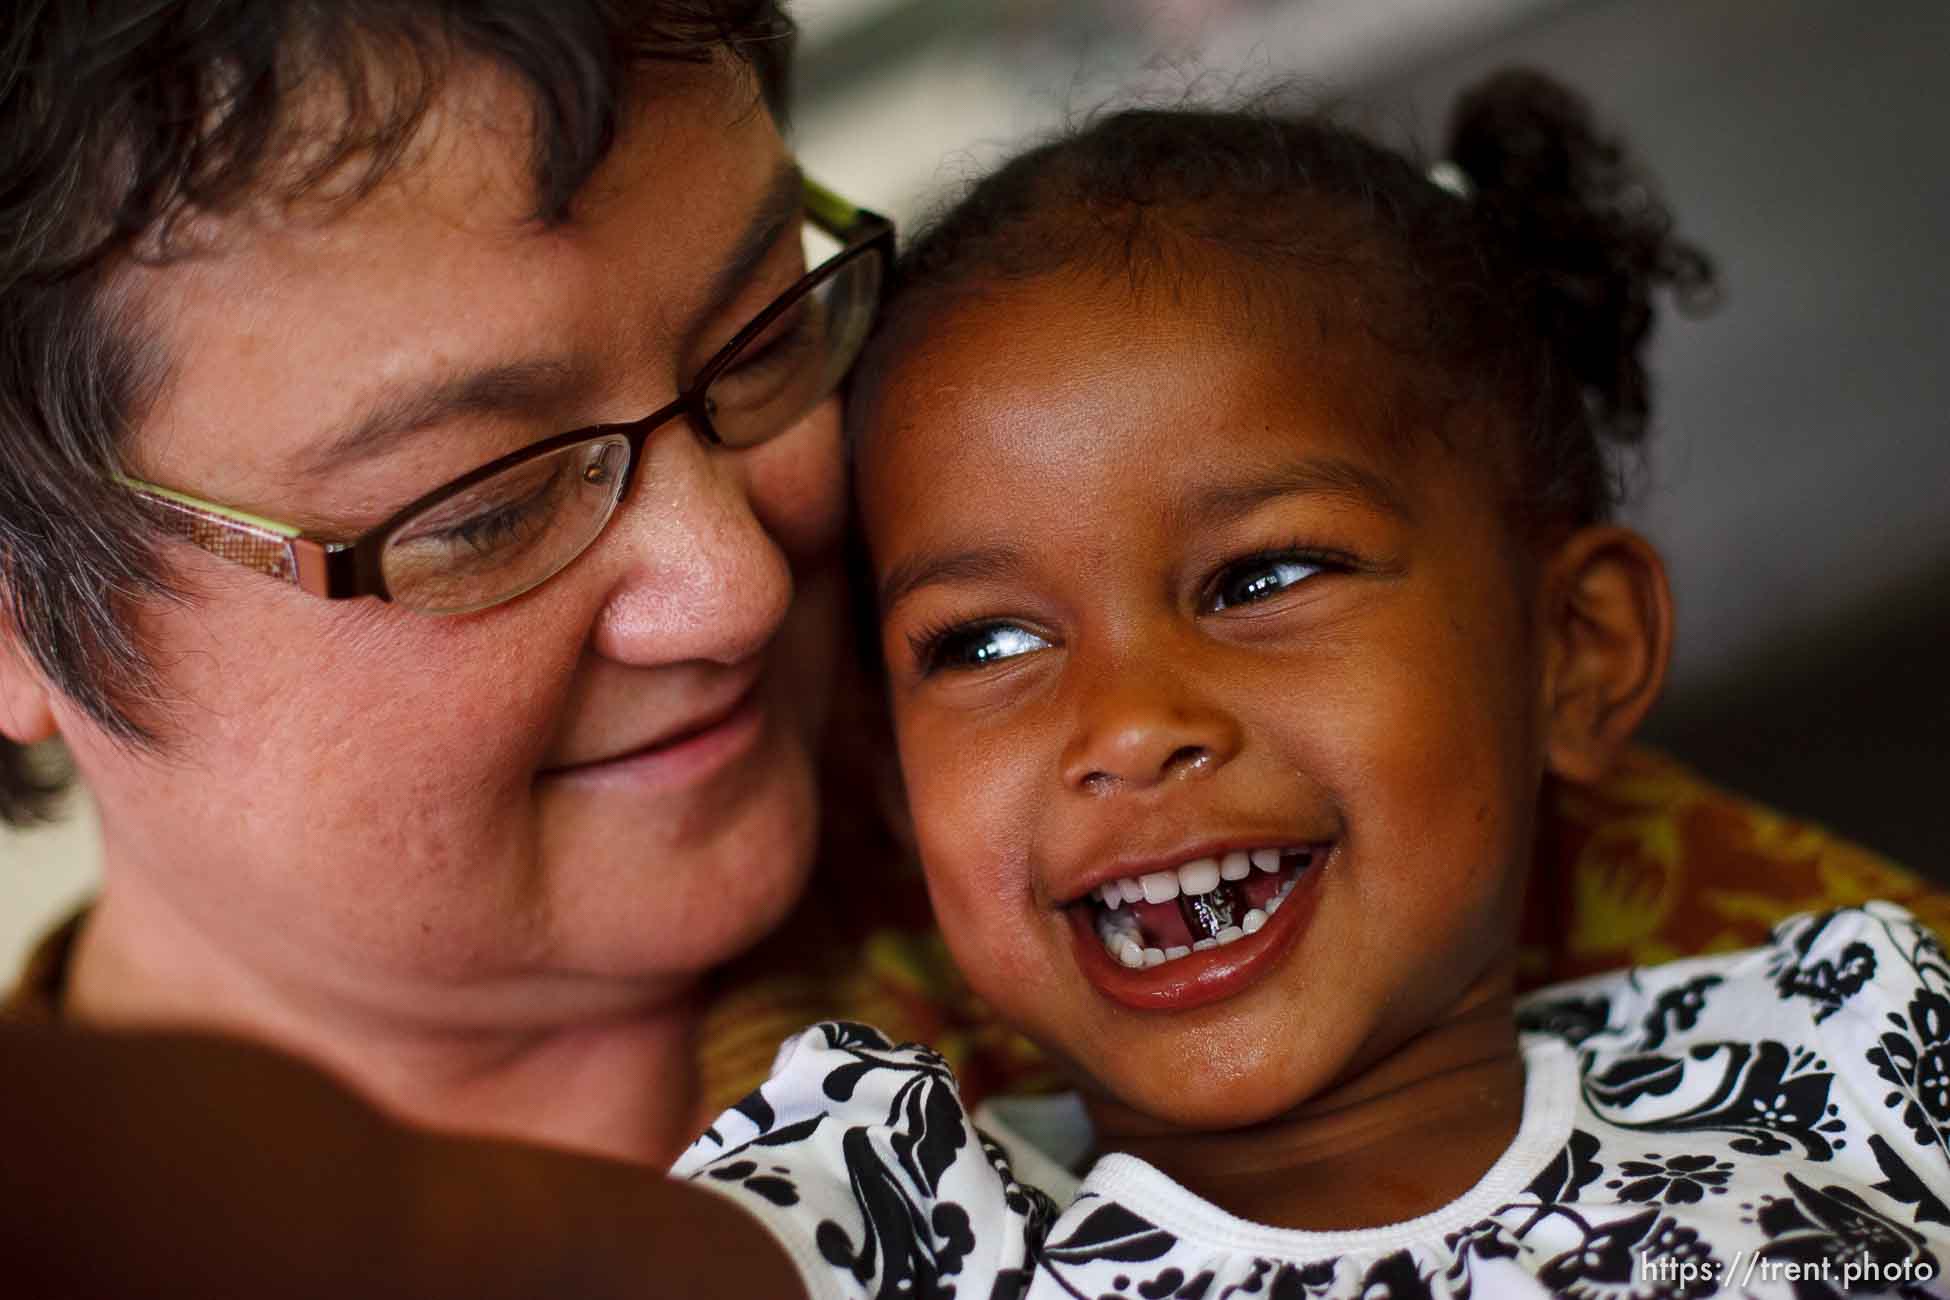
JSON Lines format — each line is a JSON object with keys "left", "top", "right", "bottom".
{"left": 118, "top": 178, "right": 894, "bottom": 609}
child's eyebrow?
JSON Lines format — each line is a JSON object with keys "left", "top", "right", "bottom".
{"left": 877, "top": 458, "right": 1412, "bottom": 614}
{"left": 878, "top": 544, "right": 1026, "bottom": 615}
{"left": 1170, "top": 456, "right": 1416, "bottom": 530}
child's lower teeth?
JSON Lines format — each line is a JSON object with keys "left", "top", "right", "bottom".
{"left": 1095, "top": 868, "right": 1304, "bottom": 967}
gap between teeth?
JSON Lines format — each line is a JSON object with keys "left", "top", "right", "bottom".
{"left": 1096, "top": 865, "right": 1304, "bottom": 968}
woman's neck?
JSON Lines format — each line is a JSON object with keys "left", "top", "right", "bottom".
{"left": 1089, "top": 995, "right": 1527, "bottom": 1232}
{"left": 67, "top": 880, "right": 711, "bottom": 1166}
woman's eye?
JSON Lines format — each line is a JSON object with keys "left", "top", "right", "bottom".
{"left": 1207, "top": 555, "right": 1324, "bottom": 612}
{"left": 441, "top": 501, "right": 537, "bottom": 552}
{"left": 397, "top": 466, "right": 566, "bottom": 558}
{"left": 916, "top": 622, "right": 1051, "bottom": 674}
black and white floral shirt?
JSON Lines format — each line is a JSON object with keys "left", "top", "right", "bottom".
{"left": 673, "top": 903, "right": 1950, "bottom": 1298}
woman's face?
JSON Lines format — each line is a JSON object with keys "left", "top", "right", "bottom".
{"left": 861, "top": 272, "right": 1551, "bottom": 1132}
{"left": 53, "top": 62, "right": 846, "bottom": 1028}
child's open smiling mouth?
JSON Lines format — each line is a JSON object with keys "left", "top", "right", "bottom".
{"left": 1060, "top": 839, "right": 1335, "bottom": 1012}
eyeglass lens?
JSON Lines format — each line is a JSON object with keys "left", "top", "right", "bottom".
{"left": 376, "top": 225, "right": 884, "bottom": 615}
{"left": 703, "top": 219, "right": 880, "bottom": 447}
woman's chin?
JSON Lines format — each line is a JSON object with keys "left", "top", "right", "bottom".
{"left": 536, "top": 754, "right": 821, "bottom": 984}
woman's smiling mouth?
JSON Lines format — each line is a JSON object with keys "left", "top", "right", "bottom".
{"left": 537, "top": 678, "right": 766, "bottom": 791}
{"left": 1064, "top": 842, "right": 1332, "bottom": 1011}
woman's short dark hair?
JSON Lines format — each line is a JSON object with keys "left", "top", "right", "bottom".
{"left": 0, "top": 0, "right": 793, "bottom": 823}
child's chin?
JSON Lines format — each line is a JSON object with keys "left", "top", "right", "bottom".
{"left": 1092, "top": 1067, "right": 1322, "bottom": 1133}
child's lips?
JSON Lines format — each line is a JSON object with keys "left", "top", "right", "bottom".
{"left": 1065, "top": 843, "right": 1330, "bottom": 1012}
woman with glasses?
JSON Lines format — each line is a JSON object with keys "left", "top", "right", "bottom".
{"left": 0, "top": 0, "right": 971, "bottom": 1181}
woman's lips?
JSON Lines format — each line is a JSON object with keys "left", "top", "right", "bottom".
{"left": 538, "top": 682, "right": 765, "bottom": 792}
{"left": 1067, "top": 847, "right": 1329, "bottom": 1012}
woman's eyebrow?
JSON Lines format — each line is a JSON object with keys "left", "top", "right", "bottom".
{"left": 285, "top": 162, "right": 806, "bottom": 481}
{"left": 697, "top": 160, "right": 806, "bottom": 326}
{"left": 291, "top": 359, "right": 582, "bottom": 481}
{"left": 878, "top": 544, "right": 1027, "bottom": 614}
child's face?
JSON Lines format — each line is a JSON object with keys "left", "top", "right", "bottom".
{"left": 859, "top": 272, "right": 1551, "bottom": 1131}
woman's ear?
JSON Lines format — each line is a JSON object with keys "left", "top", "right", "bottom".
{"left": 0, "top": 621, "right": 59, "bottom": 745}
{"left": 1540, "top": 525, "right": 1673, "bottom": 784}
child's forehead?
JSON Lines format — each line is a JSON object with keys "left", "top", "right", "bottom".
{"left": 861, "top": 268, "right": 1415, "bottom": 469}
{"left": 852, "top": 266, "right": 1528, "bottom": 561}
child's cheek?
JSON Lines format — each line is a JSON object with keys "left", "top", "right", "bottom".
{"left": 902, "top": 709, "right": 1053, "bottom": 982}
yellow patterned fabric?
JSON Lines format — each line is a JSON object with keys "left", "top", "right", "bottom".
{"left": 697, "top": 748, "right": 1949, "bottom": 1113}
{"left": 1516, "top": 748, "right": 1949, "bottom": 985}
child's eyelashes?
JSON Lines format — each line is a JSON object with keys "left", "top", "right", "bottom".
{"left": 910, "top": 619, "right": 1053, "bottom": 675}
{"left": 1200, "top": 547, "right": 1354, "bottom": 614}
{"left": 900, "top": 547, "right": 1359, "bottom": 675}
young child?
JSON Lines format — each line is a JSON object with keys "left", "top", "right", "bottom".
{"left": 674, "top": 71, "right": 1950, "bottom": 1299}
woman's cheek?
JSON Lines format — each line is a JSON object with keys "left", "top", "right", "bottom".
{"left": 744, "top": 401, "right": 846, "bottom": 560}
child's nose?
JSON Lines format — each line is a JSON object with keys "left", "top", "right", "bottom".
{"left": 1059, "top": 674, "right": 1243, "bottom": 796}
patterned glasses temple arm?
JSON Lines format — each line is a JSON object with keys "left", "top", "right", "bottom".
{"left": 116, "top": 477, "right": 360, "bottom": 599}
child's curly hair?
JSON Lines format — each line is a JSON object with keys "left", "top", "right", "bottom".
{"left": 860, "top": 69, "right": 1717, "bottom": 534}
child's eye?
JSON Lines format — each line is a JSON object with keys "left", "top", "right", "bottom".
{"left": 1205, "top": 553, "right": 1328, "bottom": 612}
{"left": 913, "top": 620, "right": 1051, "bottom": 674}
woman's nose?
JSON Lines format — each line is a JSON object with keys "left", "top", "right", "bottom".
{"left": 588, "top": 432, "right": 794, "bottom": 668}
{"left": 1059, "top": 662, "right": 1243, "bottom": 796}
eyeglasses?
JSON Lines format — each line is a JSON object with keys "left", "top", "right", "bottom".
{"left": 118, "top": 178, "right": 893, "bottom": 616}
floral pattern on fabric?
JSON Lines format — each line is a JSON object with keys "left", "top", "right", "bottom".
{"left": 676, "top": 1021, "right": 1058, "bottom": 1299}
{"left": 682, "top": 906, "right": 1950, "bottom": 1298}
{"left": 1864, "top": 926, "right": 1950, "bottom": 1164}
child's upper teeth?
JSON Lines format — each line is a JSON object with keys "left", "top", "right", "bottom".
{"left": 1178, "top": 858, "right": 1220, "bottom": 895}
{"left": 1094, "top": 846, "right": 1313, "bottom": 909}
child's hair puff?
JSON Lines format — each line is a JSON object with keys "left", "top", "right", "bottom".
{"left": 864, "top": 69, "right": 1716, "bottom": 531}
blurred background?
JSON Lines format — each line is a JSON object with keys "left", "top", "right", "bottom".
{"left": 6, "top": 0, "right": 1947, "bottom": 978}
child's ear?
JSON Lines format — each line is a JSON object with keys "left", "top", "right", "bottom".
{"left": 1539, "top": 525, "right": 1673, "bottom": 785}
